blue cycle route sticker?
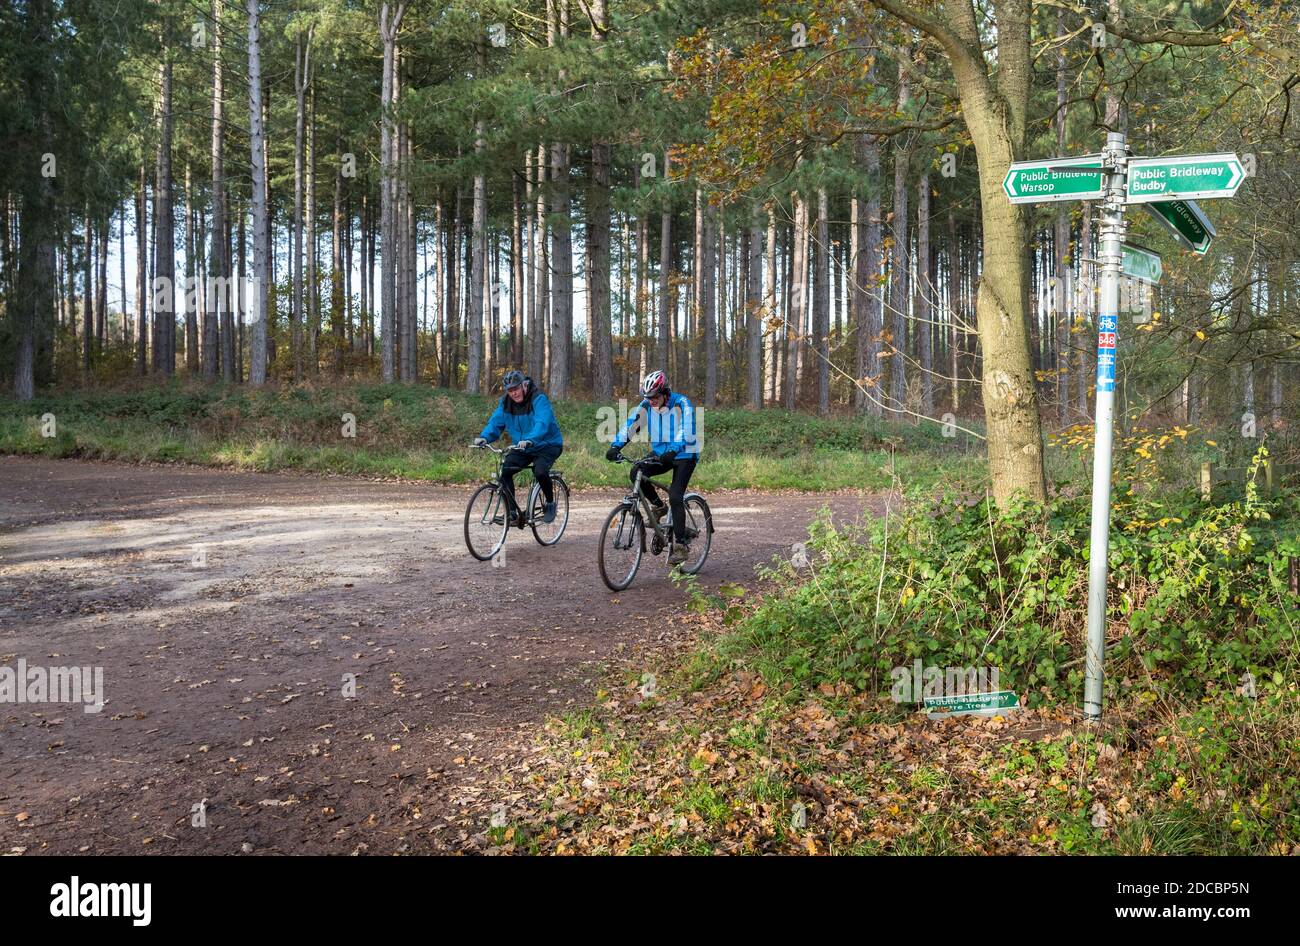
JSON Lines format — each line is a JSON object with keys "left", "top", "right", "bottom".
{"left": 1096, "top": 314, "right": 1117, "bottom": 393}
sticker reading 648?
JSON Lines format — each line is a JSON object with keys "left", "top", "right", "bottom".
{"left": 1096, "top": 314, "right": 1118, "bottom": 393}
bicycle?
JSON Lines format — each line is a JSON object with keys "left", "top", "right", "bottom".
{"left": 597, "top": 452, "right": 713, "bottom": 591}
{"left": 464, "top": 443, "right": 570, "bottom": 561}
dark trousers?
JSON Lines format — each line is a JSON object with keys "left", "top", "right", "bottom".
{"left": 634, "top": 456, "right": 697, "bottom": 542}
{"left": 501, "top": 444, "right": 561, "bottom": 517}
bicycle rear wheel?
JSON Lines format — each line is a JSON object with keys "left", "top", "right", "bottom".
{"left": 675, "top": 494, "right": 712, "bottom": 575}
{"left": 464, "top": 483, "right": 509, "bottom": 561}
{"left": 530, "top": 475, "right": 570, "bottom": 546}
{"left": 598, "top": 502, "right": 644, "bottom": 591}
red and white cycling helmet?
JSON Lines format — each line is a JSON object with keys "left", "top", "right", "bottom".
{"left": 640, "top": 370, "right": 670, "bottom": 399}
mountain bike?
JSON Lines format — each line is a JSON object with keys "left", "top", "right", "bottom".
{"left": 464, "top": 443, "right": 570, "bottom": 561}
{"left": 597, "top": 453, "right": 713, "bottom": 591}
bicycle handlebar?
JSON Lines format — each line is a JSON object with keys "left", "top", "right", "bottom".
{"left": 472, "top": 442, "right": 524, "bottom": 455}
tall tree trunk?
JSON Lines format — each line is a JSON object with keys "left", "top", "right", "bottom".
{"left": 530, "top": 147, "right": 548, "bottom": 382}
{"left": 404, "top": 117, "right": 418, "bottom": 381}
{"left": 524, "top": 154, "right": 536, "bottom": 375}
{"left": 359, "top": 194, "right": 369, "bottom": 357}
{"left": 916, "top": 173, "right": 933, "bottom": 416}
{"left": 135, "top": 164, "right": 148, "bottom": 374}
{"left": 378, "top": 6, "right": 403, "bottom": 382}
{"left": 764, "top": 205, "right": 778, "bottom": 404}
{"left": 872, "top": 0, "right": 1046, "bottom": 502}
{"left": 307, "top": 85, "right": 319, "bottom": 375}
{"left": 784, "top": 193, "right": 808, "bottom": 410}
{"left": 814, "top": 188, "right": 830, "bottom": 415}
{"left": 657, "top": 202, "right": 672, "bottom": 373}
{"left": 511, "top": 167, "right": 524, "bottom": 367}
{"left": 12, "top": 3, "right": 57, "bottom": 399}
{"left": 467, "top": 41, "right": 486, "bottom": 392}
{"left": 82, "top": 213, "right": 92, "bottom": 371}
{"left": 292, "top": 30, "right": 311, "bottom": 382}
{"left": 155, "top": 39, "right": 176, "bottom": 375}
{"left": 331, "top": 142, "right": 345, "bottom": 375}
{"left": 888, "top": 64, "right": 911, "bottom": 414}
{"left": 588, "top": 0, "right": 613, "bottom": 398}
{"left": 236, "top": 197, "right": 245, "bottom": 381}
{"left": 445, "top": 188, "right": 462, "bottom": 385}
{"left": 852, "top": 134, "right": 883, "bottom": 415}
{"left": 589, "top": 140, "right": 613, "bottom": 399}
{"left": 635, "top": 204, "right": 650, "bottom": 381}
{"left": 211, "top": 0, "right": 230, "bottom": 381}
{"left": 701, "top": 200, "right": 717, "bottom": 407}
{"left": 546, "top": 2, "right": 572, "bottom": 396}
{"left": 745, "top": 209, "right": 764, "bottom": 408}
{"left": 95, "top": 216, "right": 107, "bottom": 348}
{"left": 119, "top": 202, "right": 128, "bottom": 344}
{"left": 247, "top": 0, "right": 269, "bottom": 385}
{"left": 186, "top": 165, "right": 201, "bottom": 372}
{"left": 948, "top": 209, "right": 960, "bottom": 414}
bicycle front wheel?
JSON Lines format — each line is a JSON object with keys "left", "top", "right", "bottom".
{"left": 530, "top": 475, "right": 570, "bottom": 547}
{"left": 464, "top": 483, "right": 509, "bottom": 561}
{"left": 675, "top": 494, "right": 713, "bottom": 575}
{"left": 598, "top": 502, "right": 644, "bottom": 591}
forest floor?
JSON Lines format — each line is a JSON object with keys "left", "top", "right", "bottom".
{"left": 0, "top": 455, "right": 870, "bottom": 854}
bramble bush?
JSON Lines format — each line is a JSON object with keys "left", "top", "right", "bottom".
{"left": 722, "top": 456, "right": 1299, "bottom": 706}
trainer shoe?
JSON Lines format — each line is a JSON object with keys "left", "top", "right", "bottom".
{"left": 668, "top": 541, "right": 690, "bottom": 566}
{"left": 542, "top": 502, "right": 557, "bottom": 523}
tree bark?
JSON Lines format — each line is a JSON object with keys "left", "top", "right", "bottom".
{"left": 916, "top": 173, "right": 933, "bottom": 416}
{"left": 784, "top": 193, "right": 808, "bottom": 410}
{"left": 745, "top": 209, "right": 764, "bottom": 408}
{"left": 870, "top": 0, "right": 1047, "bottom": 502}
{"left": 155, "top": 44, "right": 175, "bottom": 375}
{"left": 467, "top": 45, "right": 486, "bottom": 393}
{"left": 589, "top": 140, "right": 613, "bottom": 399}
{"left": 247, "top": 0, "right": 268, "bottom": 385}
{"left": 814, "top": 189, "right": 830, "bottom": 414}
{"left": 888, "top": 63, "right": 911, "bottom": 414}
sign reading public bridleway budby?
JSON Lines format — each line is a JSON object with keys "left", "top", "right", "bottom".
{"left": 1144, "top": 199, "right": 1216, "bottom": 255}
{"left": 1002, "top": 155, "right": 1106, "bottom": 204}
{"left": 924, "top": 690, "right": 1021, "bottom": 719}
{"left": 1125, "top": 153, "right": 1246, "bottom": 204}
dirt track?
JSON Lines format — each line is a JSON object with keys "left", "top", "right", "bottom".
{"left": 0, "top": 456, "right": 872, "bottom": 854}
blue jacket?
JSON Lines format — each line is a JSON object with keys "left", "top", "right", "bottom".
{"left": 479, "top": 380, "right": 563, "bottom": 450}
{"left": 612, "top": 391, "right": 700, "bottom": 458}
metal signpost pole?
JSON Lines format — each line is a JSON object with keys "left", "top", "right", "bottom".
{"left": 1083, "top": 130, "right": 1129, "bottom": 720}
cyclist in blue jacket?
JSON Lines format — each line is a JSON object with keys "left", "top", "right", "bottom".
{"left": 606, "top": 370, "right": 699, "bottom": 564}
{"left": 474, "top": 370, "right": 564, "bottom": 526}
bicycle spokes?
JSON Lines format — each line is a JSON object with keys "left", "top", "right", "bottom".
{"left": 598, "top": 504, "right": 644, "bottom": 591}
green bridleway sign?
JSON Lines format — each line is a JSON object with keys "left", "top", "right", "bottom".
{"left": 1125, "top": 153, "right": 1246, "bottom": 204}
{"left": 1002, "top": 154, "right": 1105, "bottom": 203}
{"left": 1143, "top": 199, "right": 1216, "bottom": 255}
{"left": 1122, "top": 243, "right": 1162, "bottom": 284}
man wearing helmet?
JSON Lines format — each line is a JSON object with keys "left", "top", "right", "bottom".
{"left": 473, "top": 370, "right": 564, "bottom": 526}
{"left": 605, "top": 370, "right": 700, "bottom": 565}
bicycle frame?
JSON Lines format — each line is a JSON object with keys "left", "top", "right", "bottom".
{"left": 617, "top": 456, "right": 692, "bottom": 547}
{"left": 471, "top": 443, "right": 523, "bottom": 519}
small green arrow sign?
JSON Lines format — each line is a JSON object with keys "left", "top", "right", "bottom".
{"left": 1122, "top": 244, "right": 1162, "bottom": 284}
{"left": 1126, "top": 153, "right": 1245, "bottom": 204}
{"left": 1144, "top": 200, "right": 1215, "bottom": 255}
{"left": 924, "top": 690, "right": 1021, "bottom": 719}
{"left": 1003, "top": 155, "right": 1105, "bottom": 204}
